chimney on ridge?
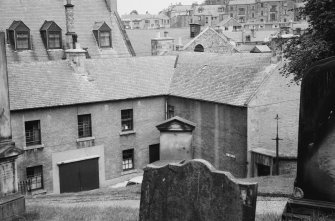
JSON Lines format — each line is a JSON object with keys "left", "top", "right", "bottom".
{"left": 64, "top": 0, "right": 77, "bottom": 49}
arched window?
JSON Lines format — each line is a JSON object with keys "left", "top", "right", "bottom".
{"left": 194, "top": 44, "right": 204, "bottom": 52}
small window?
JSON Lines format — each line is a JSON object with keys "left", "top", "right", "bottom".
{"left": 93, "top": 22, "right": 112, "bottom": 48}
{"left": 261, "top": 3, "right": 264, "bottom": 8}
{"left": 122, "top": 149, "right": 134, "bottom": 171}
{"left": 78, "top": 114, "right": 92, "bottom": 138}
{"left": 99, "top": 31, "right": 111, "bottom": 48}
{"left": 25, "top": 120, "right": 41, "bottom": 146}
{"left": 261, "top": 11, "right": 264, "bottom": 16}
{"left": 167, "top": 105, "right": 175, "bottom": 119}
{"left": 246, "top": 35, "right": 251, "bottom": 42}
{"left": 40, "top": 21, "right": 62, "bottom": 50}
{"left": 26, "top": 166, "right": 43, "bottom": 190}
{"left": 7, "top": 21, "right": 31, "bottom": 50}
{"left": 121, "top": 109, "right": 133, "bottom": 131}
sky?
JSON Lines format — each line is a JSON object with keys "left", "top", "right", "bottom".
{"left": 118, "top": 0, "right": 197, "bottom": 15}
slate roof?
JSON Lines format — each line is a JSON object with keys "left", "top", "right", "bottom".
{"left": 170, "top": 52, "right": 276, "bottom": 106}
{"left": 217, "top": 17, "right": 242, "bottom": 28}
{"left": 251, "top": 45, "right": 272, "bottom": 53}
{"left": 182, "top": 27, "right": 234, "bottom": 51}
{"left": 8, "top": 56, "right": 176, "bottom": 110}
{"left": 0, "top": 0, "right": 133, "bottom": 63}
{"left": 8, "top": 52, "right": 275, "bottom": 111}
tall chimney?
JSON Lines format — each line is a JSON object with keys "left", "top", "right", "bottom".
{"left": 0, "top": 32, "right": 12, "bottom": 145}
{"left": 64, "top": 0, "right": 76, "bottom": 49}
{"left": 105, "top": 0, "right": 117, "bottom": 12}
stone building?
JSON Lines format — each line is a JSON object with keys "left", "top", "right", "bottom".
{"left": 182, "top": 27, "right": 236, "bottom": 53}
{"left": 1, "top": 0, "right": 300, "bottom": 195}
{"left": 121, "top": 13, "right": 170, "bottom": 30}
{"left": 168, "top": 0, "right": 305, "bottom": 29}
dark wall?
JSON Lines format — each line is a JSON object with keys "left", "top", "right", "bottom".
{"left": 167, "top": 96, "right": 248, "bottom": 178}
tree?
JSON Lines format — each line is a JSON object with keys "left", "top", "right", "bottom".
{"left": 130, "top": 10, "right": 138, "bottom": 15}
{"left": 281, "top": 0, "right": 335, "bottom": 83}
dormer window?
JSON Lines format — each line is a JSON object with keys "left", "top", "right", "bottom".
{"left": 7, "top": 21, "right": 31, "bottom": 50}
{"left": 40, "top": 21, "right": 62, "bottom": 50}
{"left": 93, "top": 22, "right": 112, "bottom": 48}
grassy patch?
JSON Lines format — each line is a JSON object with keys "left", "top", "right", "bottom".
{"left": 24, "top": 205, "right": 139, "bottom": 221}
{"left": 242, "top": 175, "right": 295, "bottom": 197}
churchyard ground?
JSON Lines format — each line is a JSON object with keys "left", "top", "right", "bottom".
{"left": 23, "top": 174, "right": 295, "bottom": 221}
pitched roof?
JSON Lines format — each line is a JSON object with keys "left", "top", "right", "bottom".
{"left": 8, "top": 52, "right": 276, "bottom": 110}
{"left": 182, "top": 27, "right": 234, "bottom": 51}
{"left": 251, "top": 45, "right": 272, "bottom": 53}
{"left": 0, "top": 0, "right": 132, "bottom": 63}
{"left": 170, "top": 52, "right": 276, "bottom": 106}
{"left": 217, "top": 17, "right": 242, "bottom": 27}
{"left": 8, "top": 56, "right": 176, "bottom": 110}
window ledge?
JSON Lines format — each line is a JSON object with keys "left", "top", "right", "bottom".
{"left": 24, "top": 144, "right": 44, "bottom": 151}
{"left": 47, "top": 49, "right": 63, "bottom": 52}
{"left": 76, "top": 136, "right": 95, "bottom": 142}
{"left": 121, "top": 169, "right": 137, "bottom": 176}
{"left": 119, "top": 131, "right": 136, "bottom": 136}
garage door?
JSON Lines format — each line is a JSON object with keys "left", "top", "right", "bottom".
{"left": 59, "top": 158, "right": 99, "bottom": 193}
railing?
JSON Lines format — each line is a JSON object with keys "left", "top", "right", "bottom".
{"left": 18, "top": 176, "right": 42, "bottom": 195}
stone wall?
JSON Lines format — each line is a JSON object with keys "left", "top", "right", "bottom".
{"left": 167, "top": 96, "right": 248, "bottom": 178}
{"left": 247, "top": 67, "right": 300, "bottom": 176}
{"left": 11, "top": 97, "right": 165, "bottom": 193}
{"left": 183, "top": 28, "right": 234, "bottom": 54}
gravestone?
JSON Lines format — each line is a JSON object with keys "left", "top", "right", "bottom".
{"left": 283, "top": 57, "right": 335, "bottom": 219}
{"left": 139, "top": 159, "right": 258, "bottom": 221}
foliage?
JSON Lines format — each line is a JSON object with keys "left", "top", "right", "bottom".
{"left": 130, "top": 10, "right": 138, "bottom": 15}
{"left": 281, "top": 0, "right": 335, "bottom": 82}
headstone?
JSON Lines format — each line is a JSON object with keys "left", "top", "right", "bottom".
{"left": 139, "top": 159, "right": 258, "bottom": 221}
{"left": 283, "top": 57, "right": 335, "bottom": 219}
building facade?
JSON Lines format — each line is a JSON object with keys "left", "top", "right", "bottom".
{"left": 121, "top": 13, "right": 170, "bottom": 30}
{"left": 167, "top": 0, "right": 305, "bottom": 28}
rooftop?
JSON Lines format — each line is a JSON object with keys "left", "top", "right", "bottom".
{"left": 0, "top": 0, "right": 133, "bottom": 63}
{"left": 8, "top": 52, "right": 275, "bottom": 111}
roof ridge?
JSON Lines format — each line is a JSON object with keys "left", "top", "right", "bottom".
{"left": 244, "top": 62, "right": 282, "bottom": 106}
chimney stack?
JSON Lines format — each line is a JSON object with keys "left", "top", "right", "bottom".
{"left": 190, "top": 23, "right": 201, "bottom": 38}
{"left": 64, "top": 0, "right": 77, "bottom": 49}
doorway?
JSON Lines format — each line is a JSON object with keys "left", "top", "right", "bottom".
{"left": 149, "top": 144, "right": 160, "bottom": 163}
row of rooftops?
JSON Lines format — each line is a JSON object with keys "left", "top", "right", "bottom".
{"left": 0, "top": 0, "right": 134, "bottom": 63}
{"left": 0, "top": 0, "right": 279, "bottom": 112}
{"left": 7, "top": 52, "right": 276, "bottom": 111}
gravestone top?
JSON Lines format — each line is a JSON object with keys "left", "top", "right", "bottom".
{"left": 139, "top": 159, "right": 258, "bottom": 221}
